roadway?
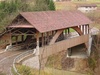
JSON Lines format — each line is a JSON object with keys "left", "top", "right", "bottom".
{"left": 0, "top": 50, "right": 26, "bottom": 75}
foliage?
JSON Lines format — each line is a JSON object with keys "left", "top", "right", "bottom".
{"left": 17, "top": 65, "right": 32, "bottom": 75}
{"left": 33, "top": 0, "right": 55, "bottom": 11}
{"left": 0, "top": 0, "right": 33, "bottom": 32}
{"left": 0, "top": 0, "right": 55, "bottom": 32}
{"left": 16, "top": 65, "right": 51, "bottom": 75}
{"left": 87, "top": 34, "right": 100, "bottom": 75}
{"left": 86, "top": 11, "right": 100, "bottom": 28}
{"left": 48, "top": 0, "right": 55, "bottom": 10}
{"left": 46, "top": 51, "right": 65, "bottom": 69}
{"left": 88, "top": 57, "right": 97, "bottom": 71}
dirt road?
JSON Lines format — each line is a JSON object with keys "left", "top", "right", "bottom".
{"left": 0, "top": 50, "right": 26, "bottom": 75}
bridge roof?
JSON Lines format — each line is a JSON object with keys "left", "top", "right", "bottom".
{"left": 8, "top": 10, "right": 92, "bottom": 33}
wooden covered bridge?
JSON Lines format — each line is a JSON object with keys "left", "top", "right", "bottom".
{"left": 5, "top": 10, "right": 92, "bottom": 68}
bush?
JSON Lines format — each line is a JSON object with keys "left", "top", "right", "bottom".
{"left": 0, "top": 0, "right": 33, "bottom": 32}
{"left": 17, "top": 65, "right": 32, "bottom": 75}
{"left": 16, "top": 65, "right": 51, "bottom": 75}
{"left": 0, "top": 0, "right": 55, "bottom": 32}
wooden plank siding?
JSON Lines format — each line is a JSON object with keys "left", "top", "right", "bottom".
{"left": 0, "top": 34, "right": 11, "bottom": 49}
{"left": 40, "top": 34, "right": 89, "bottom": 59}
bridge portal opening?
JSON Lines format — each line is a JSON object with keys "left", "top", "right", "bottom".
{"left": 67, "top": 44, "right": 88, "bottom": 58}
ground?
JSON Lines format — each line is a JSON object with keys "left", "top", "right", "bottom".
{"left": 0, "top": 50, "right": 26, "bottom": 75}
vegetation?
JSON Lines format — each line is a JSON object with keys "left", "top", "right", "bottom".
{"left": 16, "top": 65, "right": 51, "bottom": 75}
{"left": 85, "top": 11, "right": 100, "bottom": 28}
{"left": 33, "top": 0, "right": 55, "bottom": 11}
{"left": 87, "top": 34, "right": 100, "bottom": 75}
{"left": 0, "top": 72, "right": 6, "bottom": 75}
{"left": 0, "top": 0, "right": 55, "bottom": 32}
{"left": 46, "top": 51, "right": 63, "bottom": 69}
{"left": 0, "top": 0, "right": 33, "bottom": 32}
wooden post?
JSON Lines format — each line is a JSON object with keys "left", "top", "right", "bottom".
{"left": 49, "top": 29, "right": 64, "bottom": 45}
{"left": 10, "top": 31, "right": 12, "bottom": 46}
{"left": 42, "top": 33, "right": 44, "bottom": 47}
{"left": 36, "top": 32, "right": 39, "bottom": 54}
{"left": 82, "top": 25, "right": 84, "bottom": 35}
{"left": 68, "top": 28, "right": 70, "bottom": 34}
{"left": 47, "top": 32, "right": 49, "bottom": 44}
{"left": 87, "top": 24, "right": 89, "bottom": 34}
{"left": 22, "top": 35, "right": 24, "bottom": 42}
{"left": 79, "top": 25, "right": 81, "bottom": 30}
{"left": 85, "top": 25, "right": 87, "bottom": 34}
{"left": 81, "top": 25, "right": 82, "bottom": 32}
{"left": 16, "top": 36, "right": 18, "bottom": 45}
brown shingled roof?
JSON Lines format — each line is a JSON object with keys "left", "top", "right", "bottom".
{"left": 8, "top": 10, "right": 92, "bottom": 33}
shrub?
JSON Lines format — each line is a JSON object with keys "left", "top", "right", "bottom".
{"left": 17, "top": 65, "right": 32, "bottom": 75}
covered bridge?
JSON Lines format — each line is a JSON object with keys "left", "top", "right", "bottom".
{"left": 6, "top": 10, "right": 92, "bottom": 68}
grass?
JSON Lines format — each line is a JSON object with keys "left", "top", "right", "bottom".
{"left": 73, "top": 0, "right": 100, "bottom": 3}
{"left": 11, "top": 67, "right": 18, "bottom": 75}
{"left": 55, "top": 0, "right": 100, "bottom": 10}
{"left": 45, "top": 68, "right": 87, "bottom": 75}
{"left": 55, "top": 2, "right": 76, "bottom": 10}
{"left": 16, "top": 64, "right": 51, "bottom": 75}
{"left": 16, "top": 64, "right": 87, "bottom": 75}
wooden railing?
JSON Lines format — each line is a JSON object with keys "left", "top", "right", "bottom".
{"left": 40, "top": 34, "right": 89, "bottom": 59}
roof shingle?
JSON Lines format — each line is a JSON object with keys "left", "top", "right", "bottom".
{"left": 9, "top": 10, "right": 92, "bottom": 33}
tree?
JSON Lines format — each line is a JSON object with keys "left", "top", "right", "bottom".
{"left": 33, "top": 0, "right": 55, "bottom": 11}
{"left": 47, "top": 0, "right": 55, "bottom": 10}
{"left": 0, "top": 0, "right": 55, "bottom": 32}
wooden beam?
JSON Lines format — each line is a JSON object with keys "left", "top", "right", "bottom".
{"left": 71, "top": 26, "right": 83, "bottom": 35}
{"left": 49, "top": 29, "right": 64, "bottom": 45}
{"left": 82, "top": 25, "right": 84, "bottom": 34}
{"left": 11, "top": 34, "right": 34, "bottom": 35}
{"left": 68, "top": 28, "right": 70, "bottom": 34}
{"left": 16, "top": 36, "right": 18, "bottom": 45}
{"left": 22, "top": 35, "right": 24, "bottom": 42}
{"left": 87, "top": 24, "right": 89, "bottom": 34}
{"left": 85, "top": 25, "right": 87, "bottom": 34}
{"left": 71, "top": 26, "right": 89, "bottom": 49}
{"left": 40, "top": 34, "right": 89, "bottom": 59}
{"left": 36, "top": 32, "right": 40, "bottom": 55}
{"left": 42, "top": 33, "right": 44, "bottom": 47}
{"left": 10, "top": 31, "right": 12, "bottom": 45}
